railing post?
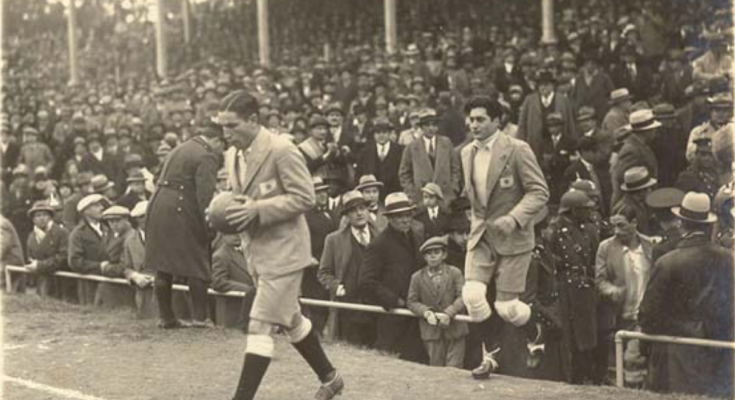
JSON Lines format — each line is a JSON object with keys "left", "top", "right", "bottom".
{"left": 615, "top": 332, "right": 625, "bottom": 388}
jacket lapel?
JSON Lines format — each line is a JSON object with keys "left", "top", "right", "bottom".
{"left": 242, "top": 129, "right": 273, "bottom": 194}
{"left": 415, "top": 138, "right": 434, "bottom": 174}
{"left": 461, "top": 145, "right": 478, "bottom": 205}
{"left": 484, "top": 133, "right": 515, "bottom": 204}
{"left": 432, "top": 140, "right": 448, "bottom": 181}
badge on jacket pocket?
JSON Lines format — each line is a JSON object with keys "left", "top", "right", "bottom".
{"left": 500, "top": 176, "right": 514, "bottom": 189}
{"left": 259, "top": 179, "right": 277, "bottom": 196}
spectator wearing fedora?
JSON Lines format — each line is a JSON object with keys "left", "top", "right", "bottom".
{"left": 360, "top": 192, "right": 427, "bottom": 364}
{"left": 407, "top": 235, "right": 469, "bottom": 368}
{"left": 570, "top": 54, "right": 615, "bottom": 124}
{"left": 640, "top": 192, "right": 734, "bottom": 397}
{"left": 562, "top": 136, "right": 612, "bottom": 214}
{"left": 25, "top": 200, "right": 73, "bottom": 299}
{"left": 303, "top": 177, "right": 339, "bottom": 336}
{"left": 354, "top": 175, "right": 389, "bottom": 232}
{"left": 355, "top": 118, "right": 403, "bottom": 199}
{"left": 540, "top": 112, "right": 576, "bottom": 204}
{"left": 613, "top": 166, "right": 658, "bottom": 236}
{"left": 602, "top": 88, "right": 634, "bottom": 134}
{"left": 611, "top": 109, "right": 661, "bottom": 207}
{"left": 517, "top": 69, "right": 577, "bottom": 157}
{"left": 645, "top": 187, "right": 685, "bottom": 263}
{"left": 686, "top": 91, "right": 733, "bottom": 162}
{"left": 676, "top": 138, "right": 719, "bottom": 201}
{"left": 318, "top": 190, "right": 378, "bottom": 346}
{"left": 62, "top": 172, "right": 94, "bottom": 230}
{"left": 576, "top": 106, "right": 613, "bottom": 151}
{"left": 121, "top": 201, "right": 158, "bottom": 319}
{"left": 414, "top": 183, "right": 451, "bottom": 239}
{"left": 116, "top": 171, "right": 150, "bottom": 210}
{"left": 399, "top": 108, "right": 461, "bottom": 209}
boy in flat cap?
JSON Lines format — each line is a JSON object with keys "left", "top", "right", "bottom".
{"left": 414, "top": 183, "right": 451, "bottom": 238}
{"left": 407, "top": 236, "right": 468, "bottom": 368}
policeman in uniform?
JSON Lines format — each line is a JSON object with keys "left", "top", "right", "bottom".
{"left": 547, "top": 191, "right": 600, "bottom": 384}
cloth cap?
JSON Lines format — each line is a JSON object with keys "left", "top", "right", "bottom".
{"left": 420, "top": 235, "right": 449, "bottom": 253}
{"left": 77, "top": 194, "right": 108, "bottom": 213}
{"left": 576, "top": 106, "right": 596, "bottom": 122}
{"left": 418, "top": 108, "right": 439, "bottom": 125}
{"left": 421, "top": 182, "right": 444, "bottom": 200}
{"left": 309, "top": 115, "right": 329, "bottom": 129}
{"left": 102, "top": 205, "right": 130, "bottom": 220}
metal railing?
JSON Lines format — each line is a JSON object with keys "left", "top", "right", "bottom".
{"left": 614, "top": 330, "right": 735, "bottom": 388}
{"left": 3, "top": 265, "right": 473, "bottom": 322}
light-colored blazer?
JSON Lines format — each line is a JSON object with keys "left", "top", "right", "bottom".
{"left": 224, "top": 127, "right": 316, "bottom": 278}
{"left": 460, "top": 132, "right": 549, "bottom": 281}
{"left": 399, "top": 135, "right": 461, "bottom": 208}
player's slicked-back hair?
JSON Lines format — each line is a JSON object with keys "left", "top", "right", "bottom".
{"left": 464, "top": 96, "right": 504, "bottom": 119}
{"left": 220, "top": 90, "right": 259, "bottom": 120}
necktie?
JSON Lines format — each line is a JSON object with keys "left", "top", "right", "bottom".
{"left": 428, "top": 139, "right": 435, "bottom": 156}
{"left": 379, "top": 144, "right": 386, "bottom": 161}
{"left": 359, "top": 229, "right": 368, "bottom": 246}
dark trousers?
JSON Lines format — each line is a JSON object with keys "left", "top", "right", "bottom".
{"left": 338, "top": 313, "right": 376, "bottom": 348}
{"left": 301, "top": 266, "right": 329, "bottom": 335}
{"left": 154, "top": 271, "right": 209, "bottom": 322}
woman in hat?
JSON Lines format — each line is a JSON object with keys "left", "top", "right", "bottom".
{"left": 25, "top": 200, "right": 73, "bottom": 299}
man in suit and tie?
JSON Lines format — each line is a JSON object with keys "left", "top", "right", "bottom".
{"left": 318, "top": 191, "right": 378, "bottom": 346}
{"left": 355, "top": 174, "right": 389, "bottom": 232}
{"left": 355, "top": 117, "right": 403, "bottom": 199}
{"left": 399, "top": 108, "right": 461, "bottom": 209}
{"left": 459, "top": 96, "right": 549, "bottom": 375}
{"left": 215, "top": 91, "right": 343, "bottom": 400}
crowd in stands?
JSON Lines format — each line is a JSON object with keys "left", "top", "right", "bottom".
{"left": 1, "top": 0, "right": 734, "bottom": 397}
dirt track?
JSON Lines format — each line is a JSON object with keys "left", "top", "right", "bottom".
{"left": 1, "top": 294, "right": 709, "bottom": 400}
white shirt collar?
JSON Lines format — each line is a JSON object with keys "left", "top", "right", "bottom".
{"left": 92, "top": 148, "right": 103, "bottom": 160}
{"left": 351, "top": 225, "right": 370, "bottom": 243}
{"left": 541, "top": 92, "right": 555, "bottom": 106}
{"left": 428, "top": 206, "right": 439, "bottom": 219}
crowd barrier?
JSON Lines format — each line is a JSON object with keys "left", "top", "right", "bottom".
{"left": 5, "top": 265, "right": 734, "bottom": 391}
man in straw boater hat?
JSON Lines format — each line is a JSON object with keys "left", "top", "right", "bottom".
{"left": 639, "top": 192, "right": 733, "bottom": 397}
{"left": 318, "top": 190, "right": 378, "bottom": 346}
{"left": 460, "top": 96, "right": 549, "bottom": 378}
{"left": 212, "top": 90, "right": 343, "bottom": 400}
{"left": 602, "top": 88, "right": 633, "bottom": 134}
{"left": 359, "top": 191, "right": 427, "bottom": 363}
{"left": 611, "top": 109, "right": 661, "bottom": 206}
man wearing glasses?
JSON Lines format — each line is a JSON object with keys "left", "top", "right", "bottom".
{"left": 214, "top": 91, "right": 343, "bottom": 400}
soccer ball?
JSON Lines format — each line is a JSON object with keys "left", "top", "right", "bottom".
{"left": 207, "top": 191, "right": 242, "bottom": 234}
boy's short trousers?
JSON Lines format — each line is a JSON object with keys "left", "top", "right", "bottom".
{"left": 250, "top": 269, "right": 304, "bottom": 329}
{"left": 465, "top": 231, "right": 532, "bottom": 294}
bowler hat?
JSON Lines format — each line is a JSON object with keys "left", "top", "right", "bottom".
{"left": 419, "top": 235, "right": 448, "bottom": 253}
{"left": 421, "top": 182, "right": 444, "bottom": 200}
{"left": 130, "top": 201, "right": 148, "bottom": 218}
{"left": 355, "top": 175, "right": 384, "bottom": 192}
{"left": 341, "top": 190, "right": 367, "bottom": 215}
{"left": 671, "top": 192, "right": 717, "bottom": 223}
{"left": 383, "top": 192, "right": 416, "bottom": 215}
{"left": 620, "top": 166, "right": 657, "bottom": 192}
{"left": 27, "top": 200, "right": 54, "bottom": 218}
{"left": 645, "top": 187, "right": 685, "bottom": 209}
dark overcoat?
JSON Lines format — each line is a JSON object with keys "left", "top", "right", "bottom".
{"left": 360, "top": 224, "right": 427, "bottom": 363}
{"left": 26, "top": 223, "right": 70, "bottom": 298}
{"left": 145, "top": 136, "right": 218, "bottom": 281}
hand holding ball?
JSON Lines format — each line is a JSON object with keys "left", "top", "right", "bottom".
{"left": 207, "top": 192, "right": 243, "bottom": 234}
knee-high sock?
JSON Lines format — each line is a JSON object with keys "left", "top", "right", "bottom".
{"left": 291, "top": 327, "right": 335, "bottom": 382}
{"left": 188, "top": 277, "right": 209, "bottom": 321}
{"left": 233, "top": 334, "right": 273, "bottom": 400}
{"left": 154, "top": 271, "right": 175, "bottom": 322}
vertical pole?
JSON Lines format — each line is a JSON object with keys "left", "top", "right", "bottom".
{"left": 384, "top": 0, "right": 397, "bottom": 54}
{"left": 615, "top": 333, "right": 625, "bottom": 388}
{"left": 155, "top": 0, "right": 168, "bottom": 78}
{"left": 182, "top": 0, "right": 191, "bottom": 44}
{"left": 540, "top": 0, "right": 557, "bottom": 44}
{"left": 257, "top": 0, "right": 270, "bottom": 67}
{"left": 68, "top": 0, "right": 80, "bottom": 85}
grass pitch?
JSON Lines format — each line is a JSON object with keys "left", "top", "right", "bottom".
{"left": 1, "top": 294, "right": 711, "bottom": 400}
